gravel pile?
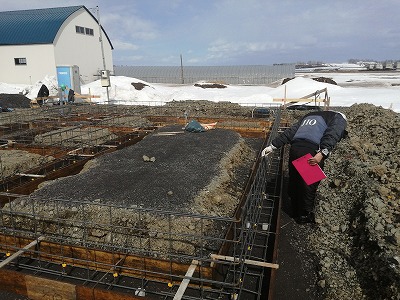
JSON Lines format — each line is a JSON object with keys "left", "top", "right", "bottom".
{"left": 309, "top": 104, "right": 400, "bottom": 299}
{"left": 97, "top": 115, "right": 153, "bottom": 128}
{"left": 30, "top": 125, "right": 257, "bottom": 214}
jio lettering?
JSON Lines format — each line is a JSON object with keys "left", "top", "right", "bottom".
{"left": 301, "top": 119, "right": 317, "bottom": 126}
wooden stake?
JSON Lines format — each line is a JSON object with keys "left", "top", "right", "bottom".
{"left": 210, "top": 254, "right": 279, "bottom": 269}
{"left": 16, "top": 173, "right": 46, "bottom": 178}
{"left": 173, "top": 260, "right": 199, "bottom": 300}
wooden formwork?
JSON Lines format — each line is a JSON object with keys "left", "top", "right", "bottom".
{"left": 0, "top": 234, "right": 214, "bottom": 282}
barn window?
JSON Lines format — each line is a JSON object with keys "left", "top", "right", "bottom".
{"left": 14, "top": 58, "right": 27, "bottom": 65}
{"left": 76, "top": 25, "right": 94, "bottom": 36}
{"left": 85, "top": 28, "right": 94, "bottom": 36}
{"left": 75, "top": 26, "right": 85, "bottom": 34}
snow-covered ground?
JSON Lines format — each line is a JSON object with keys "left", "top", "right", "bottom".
{"left": 1, "top": 71, "right": 399, "bottom": 112}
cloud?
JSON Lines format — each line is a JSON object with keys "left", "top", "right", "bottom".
{"left": 207, "top": 39, "right": 288, "bottom": 56}
{"left": 186, "top": 57, "right": 201, "bottom": 64}
{"left": 102, "top": 12, "right": 158, "bottom": 41}
{"left": 113, "top": 54, "right": 144, "bottom": 65}
{"left": 160, "top": 55, "right": 180, "bottom": 64}
{"left": 112, "top": 40, "right": 139, "bottom": 51}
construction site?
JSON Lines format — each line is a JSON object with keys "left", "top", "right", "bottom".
{"left": 0, "top": 100, "right": 289, "bottom": 300}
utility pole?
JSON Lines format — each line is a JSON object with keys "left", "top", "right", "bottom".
{"left": 96, "top": 6, "right": 110, "bottom": 103}
{"left": 180, "top": 54, "right": 184, "bottom": 84}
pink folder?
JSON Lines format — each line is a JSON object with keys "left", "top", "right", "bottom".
{"left": 292, "top": 153, "right": 327, "bottom": 185}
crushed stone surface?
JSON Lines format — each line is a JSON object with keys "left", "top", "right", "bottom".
{"left": 29, "top": 125, "right": 260, "bottom": 216}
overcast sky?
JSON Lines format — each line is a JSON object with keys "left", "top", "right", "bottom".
{"left": 2, "top": 0, "right": 400, "bottom": 66}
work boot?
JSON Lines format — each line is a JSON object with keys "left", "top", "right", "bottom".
{"left": 295, "top": 212, "right": 315, "bottom": 224}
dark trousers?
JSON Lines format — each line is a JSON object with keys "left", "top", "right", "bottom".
{"left": 288, "top": 142, "right": 323, "bottom": 217}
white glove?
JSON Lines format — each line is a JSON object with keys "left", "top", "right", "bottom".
{"left": 261, "top": 145, "right": 276, "bottom": 157}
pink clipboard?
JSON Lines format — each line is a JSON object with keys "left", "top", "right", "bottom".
{"left": 292, "top": 153, "right": 326, "bottom": 185}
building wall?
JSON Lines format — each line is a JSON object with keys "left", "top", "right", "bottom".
{"left": 0, "top": 44, "right": 56, "bottom": 85}
{"left": 54, "top": 9, "right": 113, "bottom": 84}
{"left": 0, "top": 7, "right": 113, "bottom": 85}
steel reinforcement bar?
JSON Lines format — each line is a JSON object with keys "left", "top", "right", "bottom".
{"left": 0, "top": 107, "right": 285, "bottom": 299}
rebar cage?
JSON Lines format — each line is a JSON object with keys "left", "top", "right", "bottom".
{"left": 0, "top": 102, "right": 285, "bottom": 299}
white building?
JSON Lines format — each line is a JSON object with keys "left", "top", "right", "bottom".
{"left": 0, "top": 5, "right": 113, "bottom": 85}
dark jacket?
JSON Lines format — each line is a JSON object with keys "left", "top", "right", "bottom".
{"left": 271, "top": 111, "right": 347, "bottom": 157}
{"left": 37, "top": 84, "right": 49, "bottom": 98}
{"left": 67, "top": 89, "right": 75, "bottom": 103}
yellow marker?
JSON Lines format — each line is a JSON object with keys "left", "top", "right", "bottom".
{"left": 248, "top": 246, "right": 251, "bottom": 251}
{"left": 113, "top": 272, "right": 118, "bottom": 277}
{"left": 62, "top": 263, "right": 67, "bottom": 268}
{"left": 6, "top": 252, "right": 11, "bottom": 257}
{"left": 168, "top": 282, "right": 173, "bottom": 288}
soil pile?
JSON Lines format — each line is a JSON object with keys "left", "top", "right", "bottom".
{"left": 194, "top": 82, "right": 227, "bottom": 89}
{"left": 131, "top": 82, "right": 150, "bottom": 90}
{"left": 0, "top": 94, "right": 31, "bottom": 108}
{"left": 310, "top": 104, "right": 400, "bottom": 299}
{"left": 0, "top": 150, "right": 53, "bottom": 178}
{"left": 282, "top": 77, "right": 337, "bottom": 85}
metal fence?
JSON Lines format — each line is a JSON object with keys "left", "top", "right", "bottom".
{"left": 113, "top": 65, "right": 295, "bottom": 85}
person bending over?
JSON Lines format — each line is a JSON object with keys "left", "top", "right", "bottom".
{"left": 261, "top": 110, "right": 348, "bottom": 224}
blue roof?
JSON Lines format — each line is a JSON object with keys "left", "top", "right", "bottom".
{"left": 0, "top": 6, "right": 113, "bottom": 48}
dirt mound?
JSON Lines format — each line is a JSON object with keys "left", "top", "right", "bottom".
{"left": 131, "top": 82, "right": 150, "bottom": 90}
{"left": 0, "top": 150, "right": 54, "bottom": 178}
{"left": 281, "top": 77, "right": 294, "bottom": 84}
{"left": 312, "top": 77, "right": 337, "bottom": 85}
{"left": 310, "top": 104, "right": 400, "bottom": 299}
{"left": 0, "top": 94, "right": 31, "bottom": 108}
{"left": 282, "top": 77, "right": 337, "bottom": 85}
{"left": 194, "top": 82, "right": 227, "bottom": 89}
{"left": 163, "top": 100, "right": 252, "bottom": 118}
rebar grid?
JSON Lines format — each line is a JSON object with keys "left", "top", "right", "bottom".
{"left": 0, "top": 197, "right": 239, "bottom": 294}
{"left": 0, "top": 104, "right": 284, "bottom": 299}
{"left": 219, "top": 108, "right": 283, "bottom": 300}
{"left": 0, "top": 104, "right": 157, "bottom": 181}
{"left": 0, "top": 102, "right": 277, "bottom": 183}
